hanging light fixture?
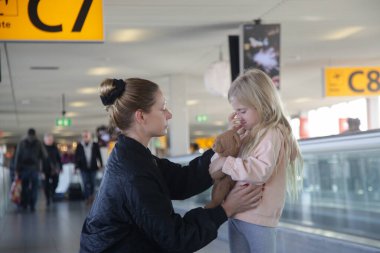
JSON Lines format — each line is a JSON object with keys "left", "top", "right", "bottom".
{"left": 204, "top": 46, "right": 231, "bottom": 97}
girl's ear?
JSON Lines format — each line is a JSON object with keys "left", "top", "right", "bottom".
{"left": 135, "top": 110, "right": 144, "bottom": 124}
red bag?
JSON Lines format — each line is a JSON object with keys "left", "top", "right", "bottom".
{"left": 10, "top": 178, "right": 22, "bottom": 204}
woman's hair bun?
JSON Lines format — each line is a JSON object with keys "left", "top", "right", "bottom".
{"left": 100, "top": 79, "right": 126, "bottom": 106}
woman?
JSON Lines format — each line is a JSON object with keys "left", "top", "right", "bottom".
{"left": 80, "top": 78, "right": 263, "bottom": 253}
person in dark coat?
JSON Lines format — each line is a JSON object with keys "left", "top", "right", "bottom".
{"left": 79, "top": 78, "right": 263, "bottom": 253}
{"left": 42, "top": 133, "right": 62, "bottom": 206}
{"left": 14, "top": 128, "right": 48, "bottom": 212}
{"left": 75, "top": 130, "right": 103, "bottom": 205}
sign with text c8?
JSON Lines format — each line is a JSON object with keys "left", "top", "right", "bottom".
{"left": 324, "top": 67, "right": 380, "bottom": 97}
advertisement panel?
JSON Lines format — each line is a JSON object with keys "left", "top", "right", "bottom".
{"left": 241, "top": 23, "right": 280, "bottom": 89}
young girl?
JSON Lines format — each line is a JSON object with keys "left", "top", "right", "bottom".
{"left": 211, "top": 69, "right": 303, "bottom": 253}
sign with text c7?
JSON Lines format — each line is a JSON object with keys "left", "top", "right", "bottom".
{"left": 0, "top": 0, "right": 103, "bottom": 42}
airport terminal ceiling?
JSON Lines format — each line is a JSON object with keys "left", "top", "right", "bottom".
{"left": 0, "top": 0, "right": 380, "bottom": 144}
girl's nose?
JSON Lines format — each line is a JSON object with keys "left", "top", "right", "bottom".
{"left": 166, "top": 110, "right": 172, "bottom": 119}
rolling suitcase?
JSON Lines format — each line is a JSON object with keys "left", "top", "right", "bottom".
{"left": 68, "top": 173, "right": 83, "bottom": 200}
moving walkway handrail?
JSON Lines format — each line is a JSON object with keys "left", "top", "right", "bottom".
{"left": 299, "top": 129, "right": 380, "bottom": 153}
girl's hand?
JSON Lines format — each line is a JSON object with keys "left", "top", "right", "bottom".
{"left": 228, "top": 112, "right": 241, "bottom": 130}
{"left": 236, "top": 126, "right": 247, "bottom": 139}
{"left": 228, "top": 112, "right": 246, "bottom": 139}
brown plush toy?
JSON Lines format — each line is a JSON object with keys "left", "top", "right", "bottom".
{"left": 205, "top": 129, "right": 241, "bottom": 209}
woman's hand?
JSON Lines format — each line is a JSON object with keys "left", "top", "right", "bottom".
{"left": 221, "top": 184, "right": 264, "bottom": 217}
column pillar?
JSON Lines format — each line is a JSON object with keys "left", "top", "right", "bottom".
{"left": 367, "top": 97, "right": 380, "bottom": 129}
{"left": 167, "top": 75, "right": 190, "bottom": 156}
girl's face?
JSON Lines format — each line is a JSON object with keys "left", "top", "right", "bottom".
{"left": 230, "top": 97, "right": 260, "bottom": 131}
{"left": 143, "top": 89, "right": 172, "bottom": 137}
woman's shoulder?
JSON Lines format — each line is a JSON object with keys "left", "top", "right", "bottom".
{"left": 109, "top": 146, "right": 154, "bottom": 176}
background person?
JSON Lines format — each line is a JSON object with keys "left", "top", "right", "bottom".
{"left": 80, "top": 78, "right": 263, "bottom": 253}
{"left": 345, "top": 117, "right": 361, "bottom": 133}
{"left": 42, "top": 133, "right": 62, "bottom": 206}
{"left": 14, "top": 128, "right": 47, "bottom": 212}
{"left": 75, "top": 130, "right": 103, "bottom": 205}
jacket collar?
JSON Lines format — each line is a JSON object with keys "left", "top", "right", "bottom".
{"left": 117, "top": 134, "right": 152, "bottom": 157}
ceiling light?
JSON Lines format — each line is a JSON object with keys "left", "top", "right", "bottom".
{"left": 293, "top": 97, "right": 312, "bottom": 103}
{"left": 21, "top": 99, "right": 30, "bottom": 105}
{"left": 204, "top": 60, "right": 231, "bottom": 97}
{"left": 56, "top": 138, "right": 70, "bottom": 144}
{"left": 52, "top": 127, "right": 64, "bottom": 133}
{"left": 288, "top": 55, "right": 301, "bottom": 61}
{"left": 60, "top": 132, "right": 76, "bottom": 137}
{"left": 30, "top": 66, "right": 59, "bottom": 70}
{"left": 213, "top": 121, "right": 225, "bottom": 126}
{"left": 70, "top": 101, "right": 88, "bottom": 107}
{"left": 204, "top": 46, "right": 231, "bottom": 97}
{"left": 87, "top": 67, "right": 115, "bottom": 76}
{"left": 324, "top": 26, "right": 363, "bottom": 41}
{"left": 301, "top": 16, "right": 324, "bottom": 22}
{"left": 110, "top": 29, "right": 148, "bottom": 43}
{"left": 65, "top": 112, "right": 78, "bottom": 117}
{"left": 78, "top": 87, "right": 98, "bottom": 94}
{"left": 186, "top": 100, "right": 199, "bottom": 106}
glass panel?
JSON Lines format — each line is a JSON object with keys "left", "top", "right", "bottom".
{"left": 282, "top": 148, "right": 380, "bottom": 240}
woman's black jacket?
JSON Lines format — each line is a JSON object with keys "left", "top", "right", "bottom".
{"left": 80, "top": 135, "right": 227, "bottom": 253}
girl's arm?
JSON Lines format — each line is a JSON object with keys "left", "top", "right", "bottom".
{"left": 222, "top": 128, "right": 283, "bottom": 184}
{"left": 209, "top": 154, "right": 227, "bottom": 175}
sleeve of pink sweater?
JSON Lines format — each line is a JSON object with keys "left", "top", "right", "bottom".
{"left": 209, "top": 153, "right": 226, "bottom": 175}
{"left": 221, "top": 128, "right": 282, "bottom": 184}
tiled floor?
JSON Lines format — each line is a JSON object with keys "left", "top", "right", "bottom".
{"left": 0, "top": 197, "right": 229, "bottom": 253}
{"left": 0, "top": 200, "right": 89, "bottom": 253}
{"left": 1, "top": 196, "right": 379, "bottom": 253}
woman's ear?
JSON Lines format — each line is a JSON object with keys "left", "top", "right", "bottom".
{"left": 135, "top": 110, "right": 144, "bottom": 124}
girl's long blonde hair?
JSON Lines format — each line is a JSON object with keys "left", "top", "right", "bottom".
{"left": 228, "top": 69, "right": 303, "bottom": 200}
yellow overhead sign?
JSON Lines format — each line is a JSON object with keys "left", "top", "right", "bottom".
{"left": 324, "top": 67, "right": 380, "bottom": 97}
{"left": 0, "top": 0, "right": 103, "bottom": 41}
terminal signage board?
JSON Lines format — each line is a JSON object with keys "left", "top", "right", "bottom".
{"left": 324, "top": 67, "right": 380, "bottom": 97}
{"left": 0, "top": 0, "right": 103, "bottom": 41}
{"left": 241, "top": 23, "right": 281, "bottom": 89}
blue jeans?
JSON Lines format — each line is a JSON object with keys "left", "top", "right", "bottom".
{"left": 20, "top": 169, "right": 39, "bottom": 210}
{"left": 228, "top": 218, "right": 276, "bottom": 253}
{"left": 81, "top": 170, "right": 97, "bottom": 199}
